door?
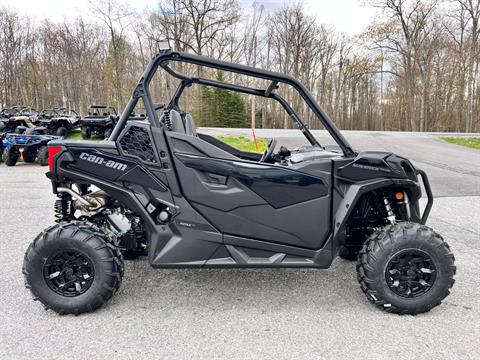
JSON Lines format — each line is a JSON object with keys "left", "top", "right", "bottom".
{"left": 167, "top": 133, "right": 332, "bottom": 250}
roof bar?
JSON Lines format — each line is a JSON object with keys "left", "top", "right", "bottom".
{"left": 265, "top": 81, "right": 278, "bottom": 96}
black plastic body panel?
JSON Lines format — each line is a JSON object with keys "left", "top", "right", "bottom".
{"left": 175, "top": 153, "right": 328, "bottom": 208}
{"left": 337, "top": 151, "right": 418, "bottom": 182}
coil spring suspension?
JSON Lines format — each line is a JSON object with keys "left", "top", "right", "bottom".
{"left": 383, "top": 196, "right": 396, "bottom": 225}
{"left": 163, "top": 109, "right": 172, "bottom": 131}
{"left": 54, "top": 192, "right": 71, "bottom": 223}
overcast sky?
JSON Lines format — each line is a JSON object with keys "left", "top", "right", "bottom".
{"left": 0, "top": 0, "right": 377, "bottom": 35}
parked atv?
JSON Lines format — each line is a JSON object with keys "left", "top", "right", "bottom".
{"left": 36, "top": 108, "right": 80, "bottom": 136}
{"left": 2, "top": 127, "right": 61, "bottom": 166}
{"left": 24, "top": 49, "right": 455, "bottom": 315}
{"left": 0, "top": 106, "right": 38, "bottom": 133}
{"left": 79, "top": 105, "right": 118, "bottom": 139}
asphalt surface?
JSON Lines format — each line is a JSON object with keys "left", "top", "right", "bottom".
{"left": 0, "top": 130, "right": 479, "bottom": 359}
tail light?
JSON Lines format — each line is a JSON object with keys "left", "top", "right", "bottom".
{"left": 48, "top": 145, "right": 62, "bottom": 170}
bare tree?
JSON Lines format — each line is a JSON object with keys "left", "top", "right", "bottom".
{"left": 0, "top": 1, "right": 478, "bottom": 133}
{"left": 89, "top": 0, "right": 135, "bottom": 110}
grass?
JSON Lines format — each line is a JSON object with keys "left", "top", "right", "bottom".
{"left": 442, "top": 137, "right": 480, "bottom": 150}
{"left": 217, "top": 135, "right": 268, "bottom": 153}
{"left": 65, "top": 129, "right": 266, "bottom": 154}
{"left": 65, "top": 129, "right": 104, "bottom": 140}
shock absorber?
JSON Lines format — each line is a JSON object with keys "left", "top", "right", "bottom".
{"left": 383, "top": 196, "right": 396, "bottom": 225}
{"left": 54, "top": 192, "right": 71, "bottom": 223}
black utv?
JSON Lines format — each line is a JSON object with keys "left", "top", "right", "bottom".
{"left": 79, "top": 105, "right": 118, "bottom": 139}
{"left": 23, "top": 49, "right": 455, "bottom": 316}
{"left": 36, "top": 108, "right": 80, "bottom": 136}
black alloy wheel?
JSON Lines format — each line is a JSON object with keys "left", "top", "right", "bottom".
{"left": 385, "top": 249, "right": 437, "bottom": 298}
{"left": 43, "top": 249, "right": 95, "bottom": 297}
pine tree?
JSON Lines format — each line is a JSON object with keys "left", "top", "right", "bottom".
{"left": 198, "top": 72, "right": 249, "bottom": 127}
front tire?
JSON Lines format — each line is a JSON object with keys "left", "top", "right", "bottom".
{"left": 23, "top": 221, "right": 124, "bottom": 315}
{"left": 81, "top": 127, "right": 91, "bottom": 139}
{"left": 3, "top": 147, "right": 19, "bottom": 166}
{"left": 56, "top": 126, "right": 68, "bottom": 137}
{"left": 357, "top": 222, "right": 455, "bottom": 315}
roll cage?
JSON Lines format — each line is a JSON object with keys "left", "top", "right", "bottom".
{"left": 88, "top": 105, "right": 117, "bottom": 116}
{"left": 110, "top": 49, "right": 355, "bottom": 157}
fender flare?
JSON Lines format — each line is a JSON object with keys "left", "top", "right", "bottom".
{"left": 332, "top": 177, "right": 422, "bottom": 243}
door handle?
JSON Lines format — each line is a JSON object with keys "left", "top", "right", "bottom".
{"left": 206, "top": 173, "right": 228, "bottom": 185}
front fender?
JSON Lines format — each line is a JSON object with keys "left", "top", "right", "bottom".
{"left": 332, "top": 177, "right": 422, "bottom": 244}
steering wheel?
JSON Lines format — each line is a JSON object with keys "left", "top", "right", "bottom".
{"left": 260, "top": 138, "right": 277, "bottom": 163}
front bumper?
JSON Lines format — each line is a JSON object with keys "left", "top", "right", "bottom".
{"left": 416, "top": 169, "right": 433, "bottom": 224}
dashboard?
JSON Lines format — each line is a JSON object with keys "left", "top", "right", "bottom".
{"left": 271, "top": 145, "right": 342, "bottom": 166}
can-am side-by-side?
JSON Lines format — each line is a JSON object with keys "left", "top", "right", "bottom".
{"left": 23, "top": 48, "right": 455, "bottom": 315}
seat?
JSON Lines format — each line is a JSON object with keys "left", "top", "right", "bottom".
{"left": 169, "top": 109, "right": 186, "bottom": 134}
{"left": 184, "top": 113, "right": 197, "bottom": 136}
{"left": 33, "top": 126, "right": 47, "bottom": 134}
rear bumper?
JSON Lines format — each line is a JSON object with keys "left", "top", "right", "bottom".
{"left": 80, "top": 121, "right": 110, "bottom": 132}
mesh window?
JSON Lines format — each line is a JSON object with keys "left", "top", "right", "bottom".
{"left": 119, "top": 125, "right": 157, "bottom": 163}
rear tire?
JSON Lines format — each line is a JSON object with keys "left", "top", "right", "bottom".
{"left": 23, "top": 221, "right": 124, "bottom": 315}
{"left": 3, "top": 147, "right": 19, "bottom": 166}
{"left": 81, "top": 127, "right": 91, "bottom": 139}
{"left": 357, "top": 222, "right": 455, "bottom": 315}
{"left": 38, "top": 146, "right": 48, "bottom": 166}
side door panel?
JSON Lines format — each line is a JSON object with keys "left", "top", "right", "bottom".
{"left": 167, "top": 133, "right": 332, "bottom": 250}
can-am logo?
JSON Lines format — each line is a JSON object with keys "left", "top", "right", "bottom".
{"left": 79, "top": 152, "right": 127, "bottom": 171}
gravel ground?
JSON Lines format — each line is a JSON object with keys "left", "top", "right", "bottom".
{"left": 0, "top": 130, "right": 479, "bottom": 359}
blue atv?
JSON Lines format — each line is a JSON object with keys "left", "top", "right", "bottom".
{"left": 2, "top": 127, "right": 61, "bottom": 166}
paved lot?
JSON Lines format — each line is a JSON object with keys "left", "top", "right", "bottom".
{"left": 0, "top": 130, "right": 479, "bottom": 359}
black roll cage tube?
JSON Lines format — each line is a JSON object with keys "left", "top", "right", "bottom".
{"left": 110, "top": 50, "right": 355, "bottom": 157}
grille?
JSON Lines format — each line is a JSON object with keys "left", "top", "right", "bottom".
{"left": 119, "top": 125, "right": 157, "bottom": 163}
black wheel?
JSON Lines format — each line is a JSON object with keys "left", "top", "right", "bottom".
{"left": 22, "top": 149, "right": 36, "bottom": 163}
{"left": 3, "top": 147, "right": 19, "bottom": 166}
{"left": 104, "top": 127, "right": 113, "bottom": 139}
{"left": 56, "top": 126, "right": 68, "bottom": 137}
{"left": 23, "top": 221, "right": 124, "bottom": 315}
{"left": 38, "top": 146, "right": 48, "bottom": 166}
{"left": 338, "top": 245, "right": 362, "bottom": 261}
{"left": 357, "top": 222, "right": 456, "bottom": 315}
{"left": 81, "top": 127, "right": 91, "bottom": 139}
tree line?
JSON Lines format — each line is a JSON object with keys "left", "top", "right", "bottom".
{"left": 0, "top": 0, "right": 478, "bottom": 132}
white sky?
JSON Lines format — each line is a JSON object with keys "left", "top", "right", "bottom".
{"left": 0, "top": 0, "right": 377, "bottom": 35}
